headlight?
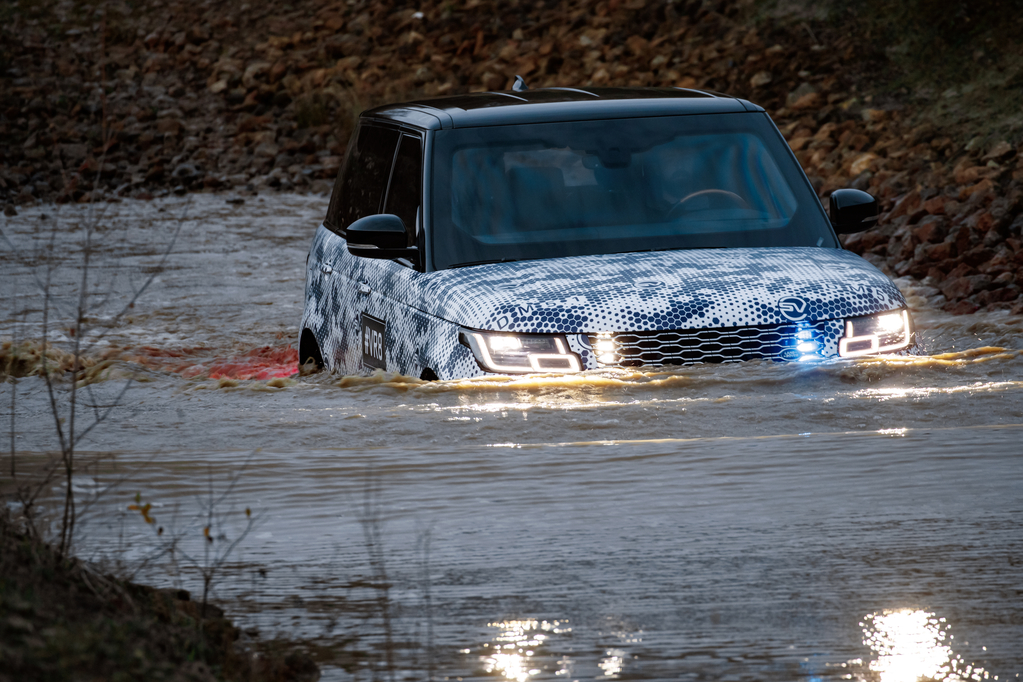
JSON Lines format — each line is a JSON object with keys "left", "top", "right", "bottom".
{"left": 838, "top": 309, "right": 912, "bottom": 358}
{"left": 461, "top": 329, "right": 583, "bottom": 374}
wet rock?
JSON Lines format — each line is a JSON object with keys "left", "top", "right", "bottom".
{"left": 172, "top": 163, "right": 200, "bottom": 180}
{"left": 940, "top": 274, "right": 992, "bottom": 300}
{"left": 4, "top": 203, "right": 17, "bottom": 217}
{"left": 944, "top": 299, "right": 980, "bottom": 315}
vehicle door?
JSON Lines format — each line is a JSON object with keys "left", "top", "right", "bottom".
{"left": 352, "top": 131, "right": 426, "bottom": 376}
{"left": 316, "top": 123, "right": 401, "bottom": 373}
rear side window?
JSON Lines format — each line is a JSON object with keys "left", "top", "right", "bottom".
{"left": 384, "top": 135, "right": 423, "bottom": 245}
{"left": 325, "top": 124, "right": 400, "bottom": 233}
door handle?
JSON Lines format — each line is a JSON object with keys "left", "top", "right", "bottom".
{"left": 357, "top": 282, "right": 371, "bottom": 295}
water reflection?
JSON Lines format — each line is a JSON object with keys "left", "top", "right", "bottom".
{"left": 861, "top": 609, "right": 992, "bottom": 682}
{"left": 482, "top": 619, "right": 569, "bottom": 682}
{"left": 597, "top": 648, "right": 625, "bottom": 677}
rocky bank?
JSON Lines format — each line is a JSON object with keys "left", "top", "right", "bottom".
{"left": 1, "top": 0, "right": 1022, "bottom": 314}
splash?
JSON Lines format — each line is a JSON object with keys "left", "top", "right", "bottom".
{"left": 177, "top": 346, "right": 299, "bottom": 380}
{"left": 0, "top": 339, "right": 108, "bottom": 377}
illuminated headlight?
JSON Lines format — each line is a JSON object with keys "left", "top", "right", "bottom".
{"left": 838, "top": 309, "right": 913, "bottom": 358}
{"left": 461, "top": 329, "right": 583, "bottom": 374}
{"left": 593, "top": 332, "right": 617, "bottom": 365}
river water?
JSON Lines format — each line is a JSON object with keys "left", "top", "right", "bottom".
{"left": 2, "top": 195, "right": 1022, "bottom": 681}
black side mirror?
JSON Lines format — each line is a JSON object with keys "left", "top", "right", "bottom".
{"left": 347, "top": 214, "right": 419, "bottom": 261}
{"left": 829, "top": 188, "right": 879, "bottom": 234}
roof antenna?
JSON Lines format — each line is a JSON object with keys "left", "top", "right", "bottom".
{"left": 512, "top": 75, "right": 529, "bottom": 92}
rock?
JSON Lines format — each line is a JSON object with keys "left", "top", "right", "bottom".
{"left": 861, "top": 108, "right": 887, "bottom": 123}
{"left": 924, "top": 241, "right": 956, "bottom": 261}
{"left": 976, "top": 286, "right": 1019, "bottom": 305}
{"left": 749, "top": 71, "right": 772, "bottom": 87}
{"left": 913, "top": 216, "right": 947, "bottom": 243}
{"left": 944, "top": 299, "right": 980, "bottom": 315}
{"left": 940, "top": 274, "right": 992, "bottom": 299}
{"left": 790, "top": 92, "right": 820, "bottom": 110}
{"left": 922, "top": 196, "right": 946, "bottom": 214}
{"left": 60, "top": 143, "right": 89, "bottom": 162}
{"left": 961, "top": 246, "right": 995, "bottom": 268}
{"left": 4, "top": 203, "right": 17, "bottom": 216}
{"left": 786, "top": 82, "right": 816, "bottom": 108}
{"left": 983, "top": 140, "right": 1015, "bottom": 162}
{"left": 850, "top": 153, "right": 877, "bottom": 176}
{"left": 242, "top": 62, "right": 271, "bottom": 88}
{"left": 157, "top": 118, "right": 182, "bottom": 135}
{"left": 172, "top": 163, "right": 200, "bottom": 179}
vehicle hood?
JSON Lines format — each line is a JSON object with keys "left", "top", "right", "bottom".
{"left": 407, "top": 247, "right": 906, "bottom": 333}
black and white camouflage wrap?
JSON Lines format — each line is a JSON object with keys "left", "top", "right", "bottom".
{"left": 300, "top": 225, "right": 907, "bottom": 379}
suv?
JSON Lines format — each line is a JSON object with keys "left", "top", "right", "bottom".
{"left": 299, "top": 86, "right": 912, "bottom": 379}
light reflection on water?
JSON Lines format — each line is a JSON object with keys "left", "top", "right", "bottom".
{"left": 478, "top": 619, "right": 633, "bottom": 681}
{"left": 482, "top": 619, "right": 568, "bottom": 681}
{"left": 597, "top": 648, "right": 625, "bottom": 677}
{"left": 860, "top": 609, "right": 992, "bottom": 682}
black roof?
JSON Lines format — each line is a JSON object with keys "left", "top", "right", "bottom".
{"left": 362, "top": 86, "right": 763, "bottom": 130}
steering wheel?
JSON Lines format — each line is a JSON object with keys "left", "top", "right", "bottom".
{"left": 668, "top": 189, "right": 749, "bottom": 220}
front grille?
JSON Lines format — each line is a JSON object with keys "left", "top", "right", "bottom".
{"left": 591, "top": 323, "right": 821, "bottom": 367}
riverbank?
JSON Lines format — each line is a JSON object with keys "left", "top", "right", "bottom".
{"left": 1, "top": 0, "right": 1021, "bottom": 315}
{"left": 0, "top": 513, "right": 319, "bottom": 682}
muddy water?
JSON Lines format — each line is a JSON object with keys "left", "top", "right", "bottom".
{"left": 2, "top": 196, "right": 1023, "bottom": 681}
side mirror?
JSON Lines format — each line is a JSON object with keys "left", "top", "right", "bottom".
{"left": 829, "top": 188, "right": 879, "bottom": 234}
{"left": 347, "top": 214, "right": 419, "bottom": 261}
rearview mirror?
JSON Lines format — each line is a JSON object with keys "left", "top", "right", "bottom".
{"left": 347, "top": 214, "right": 419, "bottom": 261}
{"left": 829, "top": 188, "right": 879, "bottom": 234}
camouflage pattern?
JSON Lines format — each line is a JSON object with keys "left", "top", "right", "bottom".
{"left": 300, "top": 224, "right": 907, "bottom": 379}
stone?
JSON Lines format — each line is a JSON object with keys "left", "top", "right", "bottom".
{"left": 850, "top": 153, "right": 877, "bottom": 176}
{"left": 922, "top": 196, "right": 946, "bottom": 214}
{"left": 924, "top": 241, "right": 955, "bottom": 261}
{"left": 945, "top": 262, "right": 977, "bottom": 279}
{"left": 172, "top": 163, "right": 199, "bottom": 179}
{"left": 786, "top": 82, "right": 816, "bottom": 108}
{"left": 157, "top": 118, "right": 182, "bottom": 135}
{"left": 913, "top": 216, "right": 947, "bottom": 243}
{"left": 962, "top": 246, "right": 995, "bottom": 268}
{"left": 943, "top": 299, "right": 980, "bottom": 315}
{"left": 982, "top": 140, "right": 1015, "bottom": 162}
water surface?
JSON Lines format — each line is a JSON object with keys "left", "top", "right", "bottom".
{"left": 2, "top": 196, "right": 1021, "bottom": 681}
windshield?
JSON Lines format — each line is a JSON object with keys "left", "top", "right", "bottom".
{"left": 429, "top": 113, "right": 837, "bottom": 270}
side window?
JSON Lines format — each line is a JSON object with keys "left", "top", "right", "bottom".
{"left": 324, "top": 136, "right": 353, "bottom": 233}
{"left": 325, "top": 124, "right": 400, "bottom": 233}
{"left": 384, "top": 135, "right": 423, "bottom": 246}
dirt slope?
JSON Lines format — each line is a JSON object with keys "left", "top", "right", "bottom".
{"left": 1, "top": 0, "right": 1022, "bottom": 313}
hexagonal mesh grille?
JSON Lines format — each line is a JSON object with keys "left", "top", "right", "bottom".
{"left": 593, "top": 323, "right": 819, "bottom": 367}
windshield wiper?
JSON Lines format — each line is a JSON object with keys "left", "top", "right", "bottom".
{"left": 450, "top": 258, "right": 516, "bottom": 268}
